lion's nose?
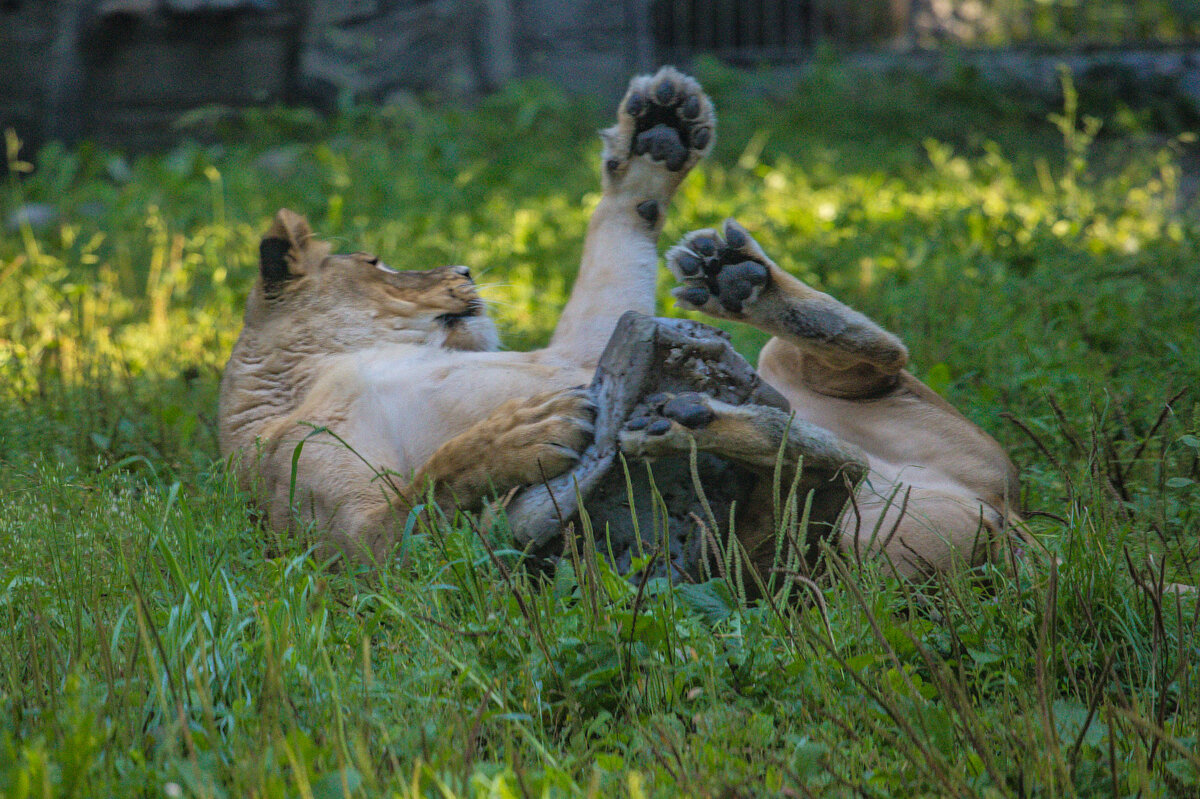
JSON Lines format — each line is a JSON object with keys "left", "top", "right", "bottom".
{"left": 452, "top": 265, "right": 472, "bottom": 279}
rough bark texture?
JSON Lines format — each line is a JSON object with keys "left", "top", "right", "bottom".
{"left": 507, "top": 311, "right": 849, "bottom": 582}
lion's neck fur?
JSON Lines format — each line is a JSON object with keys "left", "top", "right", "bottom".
{"left": 217, "top": 325, "right": 329, "bottom": 462}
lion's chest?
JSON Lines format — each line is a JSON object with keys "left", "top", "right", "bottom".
{"left": 344, "top": 347, "right": 585, "bottom": 476}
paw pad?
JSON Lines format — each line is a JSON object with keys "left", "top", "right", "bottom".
{"left": 615, "top": 68, "right": 715, "bottom": 174}
{"left": 636, "top": 200, "right": 659, "bottom": 224}
{"left": 667, "top": 220, "right": 773, "bottom": 315}
{"left": 676, "top": 252, "right": 701, "bottom": 276}
{"left": 624, "top": 392, "right": 715, "bottom": 437}
{"left": 662, "top": 394, "right": 716, "bottom": 428}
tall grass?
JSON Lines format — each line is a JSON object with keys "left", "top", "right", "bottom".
{"left": 0, "top": 64, "right": 1197, "bottom": 796}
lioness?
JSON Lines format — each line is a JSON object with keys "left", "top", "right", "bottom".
{"left": 219, "top": 67, "right": 1018, "bottom": 577}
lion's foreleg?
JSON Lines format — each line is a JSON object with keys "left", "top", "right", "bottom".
{"left": 549, "top": 67, "right": 716, "bottom": 366}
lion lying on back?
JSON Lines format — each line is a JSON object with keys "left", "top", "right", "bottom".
{"left": 219, "top": 67, "right": 1019, "bottom": 578}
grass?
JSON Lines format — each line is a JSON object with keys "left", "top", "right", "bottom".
{"left": 1, "top": 60, "right": 1198, "bottom": 796}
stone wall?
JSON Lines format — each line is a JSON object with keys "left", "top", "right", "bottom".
{"left": 0, "top": 0, "right": 299, "bottom": 150}
{"left": 85, "top": 10, "right": 297, "bottom": 149}
{"left": 0, "top": 0, "right": 653, "bottom": 149}
{"left": 298, "top": 0, "right": 652, "bottom": 102}
{"left": 511, "top": 0, "right": 652, "bottom": 98}
{"left": 1, "top": 2, "right": 78, "bottom": 146}
{"left": 3, "top": 0, "right": 1200, "bottom": 152}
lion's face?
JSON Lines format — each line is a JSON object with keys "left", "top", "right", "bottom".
{"left": 247, "top": 209, "right": 498, "bottom": 353}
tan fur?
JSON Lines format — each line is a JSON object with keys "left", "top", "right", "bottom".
{"left": 219, "top": 68, "right": 716, "bottom": 563}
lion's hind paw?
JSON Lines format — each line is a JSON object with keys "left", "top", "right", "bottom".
{"left": 667, "top": 219, "right": 775, "bottom": 317}
{"left": 619, "top": 391, "right": 719, "bottom": 458}
{"left": 503, "top": 388, "right": 597, "bottom": 483}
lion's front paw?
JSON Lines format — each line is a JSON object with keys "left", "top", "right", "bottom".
{"left": 667, "top": 219, "right": 780, "bottom": 319}
{"left": 604, "top": 67, "right": 715, "bottom": 181}
{"left": 619, "top": 391, "right": 718, "bottom": 459}
{"left": 502, "top": 388, "right": 597, "bottom": 485}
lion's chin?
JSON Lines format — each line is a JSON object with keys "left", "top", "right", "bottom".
{"left": 441, "top": 314, "right": 499, "bottom": 352}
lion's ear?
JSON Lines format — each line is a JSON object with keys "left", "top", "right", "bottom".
{"left": 260, "top": 209, "right": 313, "bottom": 291}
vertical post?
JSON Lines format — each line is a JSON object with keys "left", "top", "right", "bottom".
{"left": 628, "top": 0, "right": 654, "bottom": 72}
{"left": 477, "top": 0, "right": 516, "bottom": 90}
{"left": 45, "top": 0, "right": 89, "bottom": 143}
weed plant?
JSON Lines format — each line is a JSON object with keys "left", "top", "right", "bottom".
{"left": 0, "top": 64, "right": 1197, "bottom": 796}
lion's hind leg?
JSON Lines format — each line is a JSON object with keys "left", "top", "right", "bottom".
{"left": 667, "top": 219, "right": 909, "bottom": 398}
{"left": 843, "top": 483, "right": 1008, "bottom": 579}
{"left": 666, "top": 221, "right": 1023, "bottom": 577}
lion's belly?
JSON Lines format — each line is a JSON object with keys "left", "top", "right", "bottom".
{"left": 346, "top": 347, "right": 590, "bottom": 474}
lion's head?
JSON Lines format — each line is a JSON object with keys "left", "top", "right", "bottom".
{"left": 243, "top": 208, "right": 498, "bottom": 353}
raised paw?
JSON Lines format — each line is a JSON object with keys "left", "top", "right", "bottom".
{"left": 619, "top": 391, "right": 718, "bottom": 459}
{"left": 666, "top": 219, "right": 780, "bottom": 318}
{"left": 602, "top": 67, "right": 715, "bottom": 182}
{"left": 503, "top": 388, "right": 597, "bottom": 484}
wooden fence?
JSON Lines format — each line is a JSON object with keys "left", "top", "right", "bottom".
{"left": 652, "top": 0, "right": 909, "bottom": 63}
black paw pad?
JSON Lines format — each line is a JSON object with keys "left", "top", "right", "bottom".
{"left": 716, "top": 260, "right": 768, "bottom": 314}
{"left": 718, "top": 277, "right": 754, "bottom": 306}
{"left": 645, "top": 392, "right": 671, "bottom": 408}
{"left": 677, "top": 286, "right": 710, "bottom": 306}
{"left": 626, "top": 416, "right": 652, "bottom": 431}
{"left": 626, "top": 92, "right": 645, "bottom": 116}
{"left": 693, "top": 128, "right": 711, "bottom": 149}
{"left": 676, "top": 252, "right": 701, "bottom": 276}
{"left": 681, "top": 95, "right": 701, "bottom": 120}
{"left": 646, "top": 418, "right": 673, "bottom": 436}
{"left": 634, "top": 125, "right": 688, "bottom": 172}
{"left": 724, "top": 224, "right": 747, "bottom": 249}
{"left": 636, "top": 200, "right": 659, "bottom": 224}
{"left": 662, "top": 394, "right": 714, "bottom": 429}
{"left": 693, "top": 237, "right": 718, "bottom": 257}
{"left": 721, "top": 261, "right": 769, "bottom": 288}
{"left": 655, "top": 80, "right": 675, "bottom": 105}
